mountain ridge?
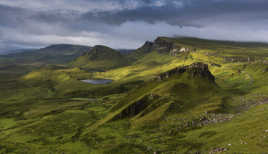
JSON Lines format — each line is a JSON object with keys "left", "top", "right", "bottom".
{"left": 0, "top": 44, "right": 92, "bottom": 65}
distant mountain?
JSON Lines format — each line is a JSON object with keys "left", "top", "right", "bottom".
{"left": 38, "top": 44, "right": 90, "bottom": 54}
{"left": 0, "top": 48, "right": 35, "bottom": 55}
{"left": 71, "top": 45, "right": 128, "bottom": 71}
{"left": 0, "top": 44, "right": 91, "bottom": 65}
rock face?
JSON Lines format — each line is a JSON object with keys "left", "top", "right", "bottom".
{"left": 264, "top": 67, "right": 268, "bottom": 73}
{"left": 112, "top": 95, "right": 153, "bottom": 120}
{"left": 211, "top": 63, "right": 222, "bottom": 67}
{"left": 157, "top": 62, "right": 215, "bottom": 82}
{"left": 209, "top": 147, "right": 228, "bottom": 154}
{"left": 139, "top": 37, "right": 194, "bottom": 56}
{"left": 137, "top": 41, "right": 154, "bottom": 53}
{"left": 153, "top": 37, "right": 175, "bottom": 53}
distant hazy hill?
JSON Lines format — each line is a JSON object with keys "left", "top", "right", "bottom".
{"left": 0, "top": 44, "right": 91, "bottom": 65}
{"left": 0, "top": 49, "right": 36, "bottom": 55}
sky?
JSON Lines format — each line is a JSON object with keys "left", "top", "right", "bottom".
{"left": 1, "top": 0, "right": 268, "bottom": 52}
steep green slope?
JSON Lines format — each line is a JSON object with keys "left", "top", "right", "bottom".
{"left": 71, "top": 45, "right": 128, "bottom": 71}
{"left": 87, "top": 63, "right": 220, "bottom": 129}
{"left": 82, "top": 62, "right": 268, "bottom": 153}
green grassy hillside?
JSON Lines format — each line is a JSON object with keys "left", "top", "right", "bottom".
{"left": 0, "top": 37, "right": 268, "bottom": 153}
{"left": 71, "top": 45, "right": 129, "bottom": 71}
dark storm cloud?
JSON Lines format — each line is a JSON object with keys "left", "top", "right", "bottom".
{"left": 81, "top": 0, "right": 268, "bottom": 27}
{"left": 0, "top": 5, "right": 30, "bottom": 27}
{"left": 1, "top": 0, "right": 268, "bottom": 52}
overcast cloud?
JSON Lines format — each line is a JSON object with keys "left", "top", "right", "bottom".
{"left": 1, "top": 0, "right": 268, "bottom": 52}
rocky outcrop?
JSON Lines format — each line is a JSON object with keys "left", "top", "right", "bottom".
{"left": 264, "top": 67, "right": 268, "bottom": 73}
{"left": 140, "top": 37, "right": 195, "bottom": 56}
{"left": 211, "top": 63, "right": 222, "bottom": 67}
{"left": 112, "top": 95, "right": 152, "bottom": 120}
{"left": 153, "top": 37, "right": 175, "bottom": 53}
{"left": 157, "top": 62, "right": 215, "bottom": 82}
{"left": 209, "top": 147, "right": 229, "bottom": 154}
{"left": 223, "top": 56, "right": 253, "bottom": 63}
{"left": 137, "top": 41, "right": 154, "bottom": 53}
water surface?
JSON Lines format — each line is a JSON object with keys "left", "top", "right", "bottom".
{"left": 81, "top": 79, "right": 113, "bottom": 85}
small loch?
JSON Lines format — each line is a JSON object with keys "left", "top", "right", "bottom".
{"left": 80, "top": 79, "right": 113, "bottom": 85}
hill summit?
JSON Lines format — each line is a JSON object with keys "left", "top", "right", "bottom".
{"left": 71, "top": 45, "right": 128, "bottom": 70}
{"left": 83, "top": 45, "right": 122, "bottom": 60}
{"left": 135, "top": 37, "right": 196, "bottom": 56}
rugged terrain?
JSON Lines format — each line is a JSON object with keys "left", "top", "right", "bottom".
{"left": 0, "top": 37, "right": 268, "bottom": 153}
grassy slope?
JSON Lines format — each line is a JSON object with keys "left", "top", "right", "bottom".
{"left": 0, "top": 37, "right": 268, "bottom": 153}
{"left": 71, "top": 45, "right": 128, "bottom": 71}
